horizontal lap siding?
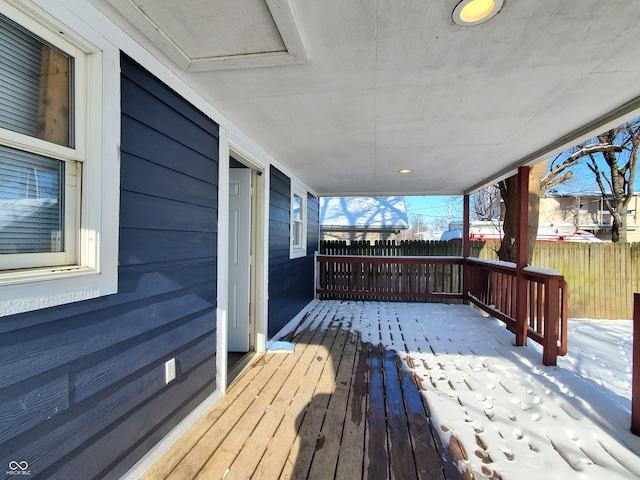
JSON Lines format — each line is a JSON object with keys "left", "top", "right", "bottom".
{"left": 268, "top": 167, "right": 319, "bottom": 338}
{"left": 0, "top": 55, "right": 219, "bottom": 479}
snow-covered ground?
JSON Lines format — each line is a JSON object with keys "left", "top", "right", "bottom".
{"left": 304, "top": 300, "right": 640, "bottom": 479}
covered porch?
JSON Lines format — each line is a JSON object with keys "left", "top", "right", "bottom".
{"left": 142, "top": 300, "right": 640, "bottom": 479}
{"left": 5, "top": 2, "right": 640, "bottom": 478}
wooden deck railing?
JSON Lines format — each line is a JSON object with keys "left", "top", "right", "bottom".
{"left": 316, "top": 254, "right": 464, "bottom": 302}
{"left": 315, "top": 254, "right": 568, "bottom": 365}
{"left": 465, "top": 258, "right": 568, "bottom": 366}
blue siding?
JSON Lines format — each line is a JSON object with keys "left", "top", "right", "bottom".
{"left": 0, "top": 55, "right": 219, "bottom": 478}
{"left": 268, "top": 166, "right": 319, "bottom": 338}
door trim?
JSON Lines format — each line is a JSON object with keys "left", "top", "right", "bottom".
{"left": 217, "top": 130, "right": 269, "bottom": 392}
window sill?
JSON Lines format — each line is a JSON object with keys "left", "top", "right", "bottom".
{"left": 0, "top": 267, "right": 117, "bottom": 317}
{"left": 0, "top": 265, "right": 98, "bottom": 287}
{"left": 290, "top": 248, "right": 307, "bottom": 260}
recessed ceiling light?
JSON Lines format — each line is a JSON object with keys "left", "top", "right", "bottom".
{"left": 453, "top": 0, "right": 504, "bottom": 26}
{"left": 398, "top": 169, "right": 412, "bottom": 174}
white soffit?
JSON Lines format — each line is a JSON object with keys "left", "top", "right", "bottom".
{"left": 100, "top": 0, "right": 308, "bottom": 71}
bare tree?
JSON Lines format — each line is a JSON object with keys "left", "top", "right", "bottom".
{"left": 490, "top": 117, "right": 640, "bottom": 262}
{"left": 577, "top": 119, "right": 640, "bottom": 242}
{"left": 408, "top": 214, "right": 426, "bottom": 239}
{"left": 473, "top": 185, "right": 501, "bottom": 221}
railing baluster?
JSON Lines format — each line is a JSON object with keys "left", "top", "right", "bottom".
{"left": 536, "top": 282, "right": 543, "bottom": 333}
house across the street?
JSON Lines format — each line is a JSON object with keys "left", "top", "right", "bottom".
{"left": 540, "top": 192, "right": 640, "bottom": 242}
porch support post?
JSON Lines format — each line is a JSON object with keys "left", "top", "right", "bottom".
{"left": 462, "top": 194, "right": 470, "bottom": 258}
{"left": 462, "top": 194, "right": 470, "bottom": 303}
{"left": 515, "top": 166, "right": 530, "bottom": 347}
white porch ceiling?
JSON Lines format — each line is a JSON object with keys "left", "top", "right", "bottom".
{"left": 90, "top": 0, "right": 640, "bottom": 196}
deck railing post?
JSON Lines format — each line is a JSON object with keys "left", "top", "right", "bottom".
{"left": 558, "top": 280, "right": 569, "bottom": 356}
{"left": 632, "top": 293, "right": 640, "bottom": 436}
{"left": 542, "top": 276, "right": 560, "bottom": 366}
{"left": 515, "top": 166, "right": 530, "bottom": 347}
{"left": 314, "top": 252, "right": 320, "bottom": 299}
{"left": 462, "top": 194, "right": 470, "bottom": 304}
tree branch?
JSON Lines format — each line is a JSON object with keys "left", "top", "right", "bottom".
{"left": 624, "top": 139, "right": 639, "bottom": 205}
{"left": 542, "top": 171, "right": 573, "bottom": 192}
{"left": 587, "top": 154, "right": 615, "bottom": 213}
{"left": 568, "top": 143, "right": 623, "bottom": 162}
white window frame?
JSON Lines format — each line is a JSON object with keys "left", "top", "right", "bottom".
{"left": 290, "top": 183, "right": 307, "bottom": 259}
{"left": 0, "top": 13, "right": 82, "bottom": 271}
{"left": 0, "top": 1, "right": 119, "bottom": 316}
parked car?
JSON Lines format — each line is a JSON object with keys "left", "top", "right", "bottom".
{"left": 558, "top": 230, "right": 603, "bottom": 243}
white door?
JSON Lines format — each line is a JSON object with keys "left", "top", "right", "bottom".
{"left": 228, "top": 168, "right": 252, "bottom": 352}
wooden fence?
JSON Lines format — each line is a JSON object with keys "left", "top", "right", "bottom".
{"left": 321, "top": 240, "right": 640, "bottom": 319}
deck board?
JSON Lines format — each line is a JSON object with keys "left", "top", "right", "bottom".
{"left": 334, "top": 331, "right": 367, "bottom": 479}
{"left": 252, "top": 326, "right": 335, "bottom": 479}
{"left": 384, "top": 349, "right": 418, "bottom": 480}
{"left": 197, "top": 326, "right": 334, "bottom": 480}
{"left": 399, "top": 367, "right": 445, "bottom": 480}
{"left": 231, "top": 325, "right": 334, "bottom": 479}
{"left": 284, "top": 325, "right": 350, "bottom": 479}
{"left": 142, "top": 307, "right": 460, "bottom": 480}
{"left": 168, "top": 353, "right": 289, "bottom": 480}
{"left": 307, "top": 329, "right": 359, "bottom": 479}
{"left": 364, "top": 343, "right": 390, "bottom": 480}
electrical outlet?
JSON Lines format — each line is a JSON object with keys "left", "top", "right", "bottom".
{"left": 165, "top": 358, "right": 176, "bottom": 384}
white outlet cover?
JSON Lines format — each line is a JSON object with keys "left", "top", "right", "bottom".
{"left": 165, "top": 358, "right": 176, "bottom": 384}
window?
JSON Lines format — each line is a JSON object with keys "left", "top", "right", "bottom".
{"left": 0, "top": 2, "right": 118, "bottom": 316}
{"left": 0, "top": 10, "right": 81, "bottom": 272}
{"left": 290, "top": 185, "right": 307, "bottom": 258}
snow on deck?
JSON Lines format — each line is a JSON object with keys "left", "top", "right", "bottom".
{"left": 302, "top": 300, "right": 640, "bottom": 479}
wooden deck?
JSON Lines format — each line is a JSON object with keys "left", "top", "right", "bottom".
{"left": 142, "top": 316, "right": 462, "bottom": 480}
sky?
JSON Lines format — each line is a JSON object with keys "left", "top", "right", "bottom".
{"left": 303, "top": 300, "right": 640, "bottom": 479}
{"left": 404, "top": 195, "right": 464, "bottom": 229}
